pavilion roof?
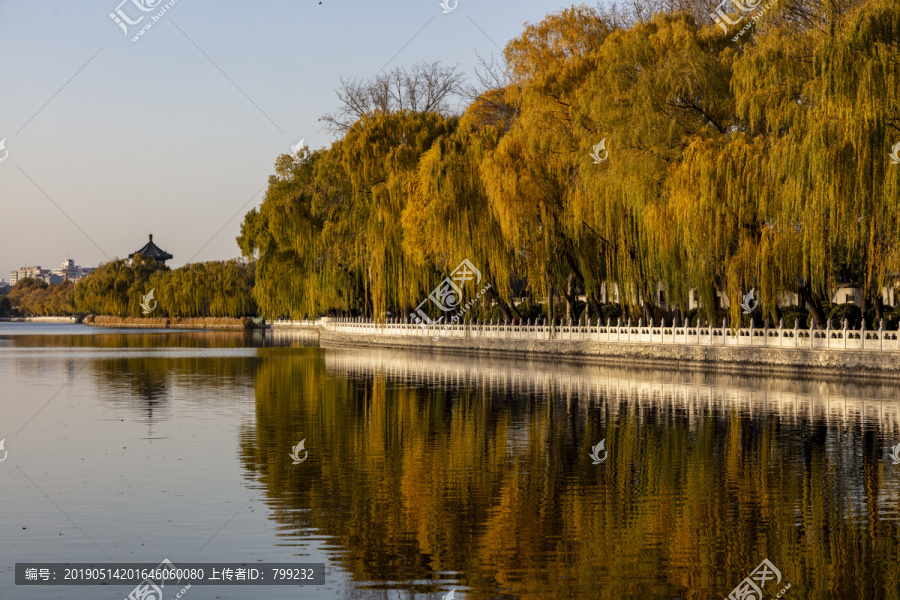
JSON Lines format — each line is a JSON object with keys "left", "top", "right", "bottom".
{"left": 129, "top": 234, "right": 173, "bottom": 261}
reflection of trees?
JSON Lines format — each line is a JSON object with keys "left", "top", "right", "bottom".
{"left": 90, "top": 345, "right": 257, "bottom": 428}
{"left": 246, "top": 350, "right": 900, "bottom": 599}
{"left": 9, "top": 330, "right": 260, "bottom": 349}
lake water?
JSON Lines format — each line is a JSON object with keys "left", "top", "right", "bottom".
{"left": 1, "top": 323, "right": 899, "bottom": 599}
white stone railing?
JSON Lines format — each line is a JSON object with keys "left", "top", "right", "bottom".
{"left": 270, "top": 319, "right": 323, "bottom": 328}
{"left": 313, "top": 317, "right": 900, "bottom": 352}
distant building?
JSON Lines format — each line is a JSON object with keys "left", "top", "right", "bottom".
{"left": 10, "top": 260, "right": 95, "bottom": 286}
{"left": 129, "top": 234, "right": 173, "bottom": 264}
{"left": 10, "top": 266, "right": 50, "bottom": 286}
{"left": 52, "top": 259, "right": 96, "bottom": 282}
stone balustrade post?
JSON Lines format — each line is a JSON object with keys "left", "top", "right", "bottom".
{"left": 843, "top": 318, "right": 848, "bottom": 349}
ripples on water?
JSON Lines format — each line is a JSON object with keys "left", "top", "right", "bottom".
{"left": 1, "top": 323, "right": 899, "bottom": 599}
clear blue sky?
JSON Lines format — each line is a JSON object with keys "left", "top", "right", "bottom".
{"left": 0, "top": 0, "right": 591, "bottom": 282}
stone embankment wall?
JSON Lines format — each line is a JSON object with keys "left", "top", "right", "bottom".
{"left": 84, "top": 315, "right": 255, "bottom": 329}
{"left": 317, "top": 329, "right": 900, "bottom": 380}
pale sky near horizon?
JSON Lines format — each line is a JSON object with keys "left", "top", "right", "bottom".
{"left": 0, "top": 0, "right": 590, "bottom": 283}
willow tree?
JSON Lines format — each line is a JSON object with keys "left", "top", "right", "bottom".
{"left": 481, "top": 6, "right": 613, "bottom": 323}
{"left": 404, "top": 111, "right": 522, "bottom": 321}
{"left": 569, "top": 11, "right": 737, "bottom": 324}
{"left": 729, "top": 0, "right": 900, "bottom": 324}
{"left": 238, "top": 150, "right": 341, "bottom": 319}
{"left": 240, "top": 111, "right": 457, "bottom": 319}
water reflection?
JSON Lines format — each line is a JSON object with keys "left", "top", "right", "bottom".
{"left": 247, "top": 338, "right": 900, "bottom": 599}
{"left": 3, "top": 326, "right": 899, "bottom": 598}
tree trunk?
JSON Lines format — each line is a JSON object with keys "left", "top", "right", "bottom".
{"left": 589, "top": 295, "right": 603, "bottom": 325}
{"left": 799, "top": 283, "right": 827, "bottom": 327}
{"left": 485, "top": 286, "right": 509, "bottom": 322}
{"left": 566, "top": 272, "right": 576, "bottom": 324}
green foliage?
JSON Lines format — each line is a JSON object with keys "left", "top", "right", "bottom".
{"left": 73, "top": 258, "right": 255, "bottom": 318}
{"left": 778, "top": 305, "right": 809, "bottom": 329}
{"left": 827, "top": 303, "right": 862, "bottom": 328}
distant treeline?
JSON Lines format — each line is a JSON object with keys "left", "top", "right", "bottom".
{"left": 2, "top": 256, "right": 255, "bottom": 318}
{"left": 237, "top": 0, "right": 900, "bottom": 327}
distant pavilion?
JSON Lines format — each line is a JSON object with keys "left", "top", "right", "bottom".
{"left": 129, "top": 234, "right": 173, "bottom": 264}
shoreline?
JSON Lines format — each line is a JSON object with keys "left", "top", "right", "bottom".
{"left": 315, "top": 328, "right": 900, "bottom": 382}
{"left": 83, "top": 315, "right": 258, "bottom": 330}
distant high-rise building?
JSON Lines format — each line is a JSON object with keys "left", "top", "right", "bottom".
{"left": 52, "top": 259, "right": 95, "bottom": 281}
{"left": 10, "top": 266, "right": 51, "bottom": 286}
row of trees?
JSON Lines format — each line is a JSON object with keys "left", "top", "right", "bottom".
{"left": 1, "top": 278, "right": 75, "bottom": 317}
{"left": 1, "top": 257, "right": 256, "bottom": 319}
{"left": 72, "top": 256, "right": 256, "bottom": 318}
{"left": 238, "top": 0, "right": 900, "bottom": 327}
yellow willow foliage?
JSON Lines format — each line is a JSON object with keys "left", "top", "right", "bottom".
{"left": 326, "top": 111, "right": 456, "bottom": 316}
{"left": 666, "top": 135, "right": 781, "bottom": 324}
{"left": 479, "top": 7, "right": 614, "bottom": 302}
{"left": 239, "top": 2, "right": 900, "bottom": 322}
{"left": 404, "top": 121, "right": 519, "bottom": 306}
{"left": 240, "top": 111, "right": 455, "bottom": 319}
{"left": 574, "top": 13, "right": 735, "bottom": 312}
{"left": 733, "top": 0, "right": 900, "bottom": 305}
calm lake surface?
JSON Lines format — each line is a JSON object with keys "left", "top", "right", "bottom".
{"left": 1, "top": 323, "right": 899, "bottom": 600}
